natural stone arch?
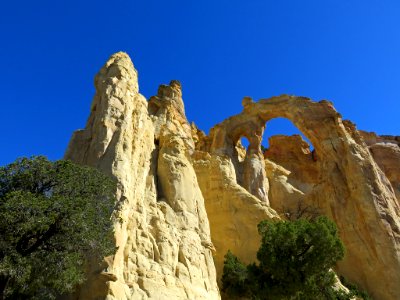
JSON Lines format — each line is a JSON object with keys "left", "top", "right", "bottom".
{"left": 210, "top": 115, "right": 265, "bottom": 157}
{"left": 63, "top": 52, "right": 400, "bottom": 300}
{"left": 210, "top": 95, "right": 340, "bottom": 161}
{"left": 252, "top": 97, "right": 341, "bottom": 161}
{"left": 206, "top": 95, "right": 400, "bottom": 300}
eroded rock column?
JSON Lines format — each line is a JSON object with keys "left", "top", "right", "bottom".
{"left": 66, "top": 53, "right": 219, "bottom": 300}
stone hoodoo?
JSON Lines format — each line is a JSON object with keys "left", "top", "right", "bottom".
{"left": 66, "top": 52, "right": 400, "bottom": 300}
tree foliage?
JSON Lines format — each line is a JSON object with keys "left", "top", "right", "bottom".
{"left": 0, "top": 156, "right": 117, "bottom": 299}
{"left": 339, "top": 276, "right": 372, "bottom": 300}
{"left": 222, "top": 217, "right": 352, "bottom": 300}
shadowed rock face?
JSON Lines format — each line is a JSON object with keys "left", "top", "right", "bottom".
{"left": 66, "top": 52, "right": 400, "bottom": 300}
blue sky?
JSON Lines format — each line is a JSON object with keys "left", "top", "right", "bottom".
{"left": 1, "top": 0, "right": 399, "bottom": 165}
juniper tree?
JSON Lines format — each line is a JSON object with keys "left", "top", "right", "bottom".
{"left": 222, "top": 217, "right": 349, "bottom": 299}
{"left": 0, "top": 156, "right": 116, "bottom": 299}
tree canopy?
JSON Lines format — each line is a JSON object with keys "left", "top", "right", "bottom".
{"left": 222, "top": 216, "right": 350, "bottom": 300}
{"left": 0, "top": 156, "right": 117, "bottom": 299}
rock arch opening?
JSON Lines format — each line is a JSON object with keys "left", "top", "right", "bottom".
{"left": 262, "top": 117, "right": 319, "bottom": 196}
{"left": 261, "top": 117, "right": 314, "bottom": 152}
{"left": 236, "top": 136, "right": 250, "bottom": 162}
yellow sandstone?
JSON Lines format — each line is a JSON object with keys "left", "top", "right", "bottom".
{"left": 66, "top": 52, "right": 400, "bottom": 300}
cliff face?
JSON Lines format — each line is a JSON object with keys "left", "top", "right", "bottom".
{"left": 66, "top": 52, "right": 400, "bottom": 300}
{"left": 65, "top": 53, "right": 219, "bottom": 299}
{"left": 359, "top": 131, "right": 400, "bottom": 204}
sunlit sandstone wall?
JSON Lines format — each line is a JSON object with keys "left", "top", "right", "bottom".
{"left": 66, "top": 52, "right": 400, "bottom": 300}
{"left": 66, "top": 53, "right": 219, "bottom": 300}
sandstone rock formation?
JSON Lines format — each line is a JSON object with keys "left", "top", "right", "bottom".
{"left": 359, "top": 131, "right": 400, "bottom": 203}
{"left": 66, "top": 52, "right": 400, "bottom": 300}
{"left": 66, "top": 53, "right": 219, "bottom": 300}
{"left": 192, "top": 152, "right": 279, "bottom": 284}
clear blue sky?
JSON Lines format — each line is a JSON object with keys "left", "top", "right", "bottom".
{"left": 1, "top": 0, "right": 399, "bottom": 165}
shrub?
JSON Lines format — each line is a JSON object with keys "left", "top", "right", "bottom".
{"left": 0, "top": 156, "right": 117, "bottom": 299}
{"left": 222, "top": 217, "right": 352, "bottom": 299}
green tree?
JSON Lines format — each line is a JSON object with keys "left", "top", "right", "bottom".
{"left": 0, "top": 156, "right": 117, "bottom": 299}
{"left": 222, "top": 217, "right": 350, "bottom": 300}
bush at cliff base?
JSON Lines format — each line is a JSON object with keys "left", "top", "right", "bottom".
{"left": 222, "top": 216, "right": 364, "bottom": 300}
{"left": 0, "top": 156, "right": 116, "bottom": 299}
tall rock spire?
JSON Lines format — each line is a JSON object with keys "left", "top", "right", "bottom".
{"left": 66, "top": 53, "right": 220, "bottom": 299}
